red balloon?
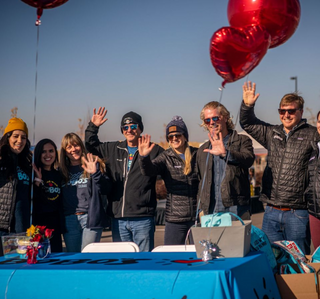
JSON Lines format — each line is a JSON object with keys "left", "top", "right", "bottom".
{"left": 227, "top": 0, "right": 301, "bottom": 48}
{"left": 210, "top": 25, "right": 271, "bottom": 87}
{"left": 21, "top": 0, "right": 68, "bottom": 22}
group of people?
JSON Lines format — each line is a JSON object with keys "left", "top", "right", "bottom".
{"left": 0, "top": 121, "right": 112, "bottom": 255}
{"left": 0, "top": 81, "right": 320, "bottom": 255}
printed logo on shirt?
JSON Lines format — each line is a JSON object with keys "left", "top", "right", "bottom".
{"left": 127, "top": 146, "right": 138, "bottom": 171}
{"left": 127, "top": 153, "right": 134, "bottom": 170}
{"left": 44, "top": 180, "right": 61, "bottom": 201}
{"left": 17, "top": 166, "right": 29, "bottom": 185}
{"left": 64, "top": 171, "right": 88, "bottom": 188}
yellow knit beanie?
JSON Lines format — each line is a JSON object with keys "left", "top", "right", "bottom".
{"left": 4, "top": 118, "right": 28, "bottom": 137}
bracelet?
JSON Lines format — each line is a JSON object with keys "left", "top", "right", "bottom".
{"left": 34, "top": 177, "right": 43, "bottom": 183}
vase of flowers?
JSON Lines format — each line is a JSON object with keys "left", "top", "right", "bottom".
{"left": 38, "top": 238, "right": 51, "bottom": 258}
{"left": 26, "top": 225, "right": 54, "bottom": 263}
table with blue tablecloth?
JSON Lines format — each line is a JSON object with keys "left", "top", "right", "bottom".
{"left": 0, "top": 251, "right": 280, "bottom": 299}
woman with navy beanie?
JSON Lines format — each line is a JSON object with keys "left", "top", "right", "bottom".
{"left": 138, "top": 116, "right": 198, "bottom": 245}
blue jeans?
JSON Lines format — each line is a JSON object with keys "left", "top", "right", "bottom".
{"left": 63, "top": 214, "right": 103, "bottom": 252}
{"left": 262, "top": 206, "right": 310, "bottom": 254}
{"left": 112, "top": 217, "right": 155, "bottom": 252}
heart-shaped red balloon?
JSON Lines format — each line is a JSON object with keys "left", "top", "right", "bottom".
{"left": 21, "top": 0, "right": 69, "bottom": 21}
{"left": 210, "top": 25, "right": 271, "bottom": 87}
{"left": 227, "top": 0, "right": 301, "bottom": 48}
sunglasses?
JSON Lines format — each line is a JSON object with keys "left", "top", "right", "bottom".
{"left": 204, "top": 116, "right": 220, "bottom": 125}
{"left": 122, "top": 124, "right": 138, "bottom": 131}
{"left": 168, "top": 133, "right": 182, "bottom": 141}
{"left": 278, "top": 109, "right": 301, "bottom": 115}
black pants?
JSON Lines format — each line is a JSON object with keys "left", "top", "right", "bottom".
{"left": 164, "top": 221, "right": 194, "bottom": 245}
{"left": 33, "top": 211, "right": 63, "bottom": 252}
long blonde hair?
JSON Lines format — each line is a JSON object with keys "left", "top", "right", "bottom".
{"left": 171, "top": 137, "right": 192, "bottom": 176}
{"left": 183, "top": 144, "right": 192, "bottom": 175}
{"left": 60, "top": 133, "right": 105, "bottom": 183}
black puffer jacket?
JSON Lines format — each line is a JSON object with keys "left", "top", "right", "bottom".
{"left": 0, "top": 163, "right": 31, "bottom": 232}
{"left": 139, "top": 147, "right": 198, "bottom": 223}
{"left": 305, "top": 144, "right": 320, "bottom": 218}
{"left": 85, "top": 121, "right": 163, "bottom": 218}
{"left": 197, "top": 130, "right": 254, "bottom": 215}
{"left": 0, "top": 172, "right": 16, "bottom": 230}
{"left": 240, "top": 102, "right": 317, "bottom": 209}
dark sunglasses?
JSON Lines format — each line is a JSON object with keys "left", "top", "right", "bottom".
{"left": 278, "top": 109, "right": 301, "bottom": 115}
{"left": 122, "top": 124, "right": 138, "bottom": 131}
{"left": 168, "top": 133, "right": 182, "bottom": 141}
{"left": 204, "top": 116, "right": 220, "bottom": 124}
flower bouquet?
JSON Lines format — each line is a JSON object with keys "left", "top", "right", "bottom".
{"left": 25, "top": 225, "right": 54, "bottom": 264}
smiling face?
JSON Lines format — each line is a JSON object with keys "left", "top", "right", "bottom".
{"left": 41, "top": 143, "right": 57, "bottom": 171}
{"left": 122, "top": 123, "right": 142, "bottom": 147}
{"left": 203, "top": 108, "right": 228, "bottom": 137}
{"left": 168, "top": 133, "right": 187, "bottom": 154}
{"left": 65, "top": 142, "right": 82, "bottom": 166}
{"left": 317, "top": 113, "right": 320, "bottom": 134}
{"left": 8, "top": 130, "right": 27, "bottom": 154}
{"left": 279, "top": 103, "right": 303, "bottom": 133}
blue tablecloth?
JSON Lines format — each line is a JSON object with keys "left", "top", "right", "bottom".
{"left": 0, "top": 251, "right": 280, "bottom": 299}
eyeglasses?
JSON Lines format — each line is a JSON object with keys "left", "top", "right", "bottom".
{"left": 122, "top": 124, "right": 138, "bottom": 131}
{"left": 278, "top": 109, "right": 301, "bottom": 115}
{"left": 168, "top": 133, "right": 182, "bottom": 141}
{"left": 204, "top": 116, "right": 220, "bottom": 125}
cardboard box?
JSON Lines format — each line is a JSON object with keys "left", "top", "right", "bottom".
{"left": 191, "top": 220, "right": 251, "bottom": 258}
{"left": 275, "top": 273, "right": 318, "bottom": 299}
{"left": 275, "top": 260, "right": 320, "bottom": 299}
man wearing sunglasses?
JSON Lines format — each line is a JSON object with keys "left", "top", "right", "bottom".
{"left": 240, "top": 81, "right": 318, "bottom": 254}
{"left": 85, "top": 108, "right": 163, "bottom": 252}
{"left": 197, "top": 101, "right": 255, "bottom": 221}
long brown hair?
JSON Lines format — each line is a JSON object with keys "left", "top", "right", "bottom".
{"left": 59, "top": 133, "right": 105, "bottom": 183}
{"left": 0, "top": 131, "right": 32, "bottom": 179}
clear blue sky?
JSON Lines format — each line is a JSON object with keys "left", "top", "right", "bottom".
{"left": 1, "top": 1, "right": 320, "bottom": 148}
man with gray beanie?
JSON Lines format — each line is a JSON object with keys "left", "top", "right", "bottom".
{"left": 85, "top": 107, "right": 163, "bottom": 252}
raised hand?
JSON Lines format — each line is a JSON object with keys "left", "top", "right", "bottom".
{"left": 138, "top": 134, "right": 155, "bottom": 157}
{"left": 203, "top": 132, "right": 226, "bottom": 157}
{"left": 243, "top": 81, "right": 260, "bottom": 107}
{"left": 91, "top": 107, "right": 108, "bottom": 127}
{"left": 32, "top": 163, "right": 42, "bottom": 180}
{"left": 81, "top": 153, "right": 98, "bottom": 174}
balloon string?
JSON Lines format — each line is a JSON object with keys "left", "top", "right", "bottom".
{"left": 30, "top": 25, "right": 40, "bottom": 226}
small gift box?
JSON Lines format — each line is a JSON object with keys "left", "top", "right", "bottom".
{"left": 1, "top": 234, "right": 30, "bottom": 259}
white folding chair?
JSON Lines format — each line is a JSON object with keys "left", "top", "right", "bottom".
{"left": 82, "top": 242, "right": 140, "bottom": 253}
{"left": 151, "top": 245, "right": 196, "bottom": 252}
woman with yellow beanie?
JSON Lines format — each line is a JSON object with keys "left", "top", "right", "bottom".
{"left": 0, "top": 117, "right": 32, "bottom": 256}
